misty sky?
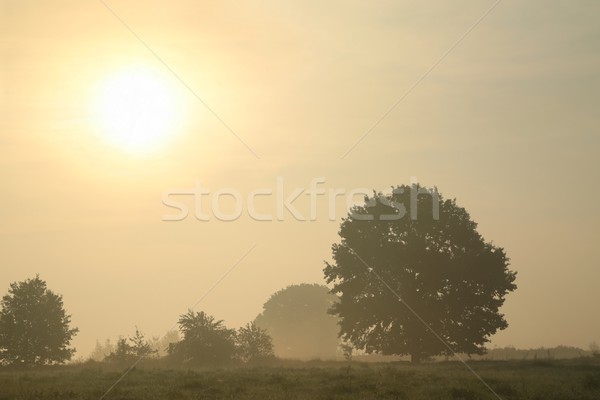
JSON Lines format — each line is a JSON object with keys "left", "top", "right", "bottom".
{"left": 1, "top": 0, "right": 599, "bottom": 358}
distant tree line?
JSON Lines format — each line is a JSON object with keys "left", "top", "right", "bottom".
{"left": 0, "top": 275, "right": 342, "bottom": 367}
{"left": 90, "top": 329, "right": 180, "bottom": 361}
{"left": 474, "top": 345, "right": 598, "bottom": 361}
{"left": 91, "top": 313, "right": 274, "bottom": 367}
{"left": 91, "top": 284, "right": 342, "bottom": 366}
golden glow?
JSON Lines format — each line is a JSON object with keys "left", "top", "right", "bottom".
{"left": 91, "top": 66, "right": 182, "bottom": 154}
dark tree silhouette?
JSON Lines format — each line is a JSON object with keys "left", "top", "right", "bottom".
{"left": 104, "top": 337, "right": 136, "bottom": 364}
{"left": 105, "top": 327, "right": 156, "bottom": 363}
{"left": 0, "top": 275, "right": 78, "bottom": 366}
{"left": 236, "top": 322, "right": 274, "bottom": 363}
{"left": 168, "top": 310, "right": 237, "bottom": 366}
{"left": 129, "top": 328, "right": 155, "bottom": 358}
{"left": 323, "top": 185, "right": 517, "bottom": 363}
{"left": 254, "top": 283, "right": 340, "bottom": 360}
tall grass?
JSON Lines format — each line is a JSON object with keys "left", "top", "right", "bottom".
{"left": 0, "top": 358, "right": 598, "bottom": 399}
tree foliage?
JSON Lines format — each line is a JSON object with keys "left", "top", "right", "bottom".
{"left": 92, "top": 330, "right": 179, "bottom": 362}
{"left": 0, "top": 275, "right": 78, "bottom": 366}
{"left": 104, "top": 337, "right": 135, "bottom": 364}
{"left": 254, "top": 283, "right": 340, "bottom": 360}
{"left": 323, "top": 185, "right": 517, "bottom": 363}
{"left": 168, "top": 310, "right": 237, "bottom": 366}
{"left": 104, "top": 328, "right": 156, "bottom": 364}
{"left": 237, "top": 322, "right": 274, "bottom": 363}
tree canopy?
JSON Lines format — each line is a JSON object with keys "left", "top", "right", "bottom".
{"left": 255, "top": 283, "right": 340, "bottom": 360}
{"left": 0, "top": 275, "right": 78, "bottom": 366}
{"left": 323, "top": 185, "right": 517, "bottom": 363}
{"left": 168, "top": 310, "right": 237, "bottom": 366}
{"left": 236, "top": 322, "right": 274, "bottom": 363}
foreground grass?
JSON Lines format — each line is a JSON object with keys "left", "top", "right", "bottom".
{"left": 0, "top": 359, "right": 599, "bottom": 400}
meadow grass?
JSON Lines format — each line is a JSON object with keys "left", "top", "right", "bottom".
{"left": 0, "top": 358, "right": 598, "bottom": 399}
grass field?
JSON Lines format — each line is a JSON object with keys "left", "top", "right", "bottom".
{"left": 0, "top": 359, "right": 599, "bottom": 400}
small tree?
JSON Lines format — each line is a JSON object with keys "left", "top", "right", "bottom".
{"left": 0, "top": 275, "right": 78, "bottom": 366}
{"left": 168, "top": 310, "right": 237, "bottom": 366}
{"left": 104, "top": 328, "right": 156, "bottom": 364}
{"left": 129, "top": 327, "right": 156, "bottom": 358}
{"left": 105, "top": 337, "right": 135, "bottom": 364}
{"left": 237, "top": 322, "right": 274, "bottom": 363}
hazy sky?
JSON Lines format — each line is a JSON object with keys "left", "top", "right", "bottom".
{"left": 1, "top": 0, "right": 599, "bottom": 358}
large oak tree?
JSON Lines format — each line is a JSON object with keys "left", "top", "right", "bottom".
{"left": 324, "top": 185, "right": 517, "bottom": 363}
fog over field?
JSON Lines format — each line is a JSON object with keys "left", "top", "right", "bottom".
{"left": 1, "top": 0, "right": 599, "bottom": 365}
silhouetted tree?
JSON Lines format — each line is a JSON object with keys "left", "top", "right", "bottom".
{"left": 255, "top": 284, "right": 340, "bottom": 360}
{"left": 104, "top": 328, "right": 156, "bottom": 364}
{"left": 168, "top": 310, "right": 237, "bottom": 366}
{"left": 0, "top": 275, "right": 78, "bottom": 366}
{"left": 323, "top": 185, "right": 517, "bottom": 363}
{"left": 104, "top": 337, "right": 135, "bottom": 364}
{"left": 237, "top": 322, "right": 274, "bottom": 363}
{"left": 129, "top": 328, "right": 156, "bottom": 357}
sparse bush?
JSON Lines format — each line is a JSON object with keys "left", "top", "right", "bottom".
{"left": 236, "top": 322, "right": 274, "bottom": 363}
{"left": 105, "top": 337, "right": 136, "bottom": 364}
{"left": 104, "top": 328, "right": 156, "bottom": 364}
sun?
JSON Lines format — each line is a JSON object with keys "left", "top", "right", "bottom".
{"left": 91, "top": 66, "right": 183, "bottom": 154}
